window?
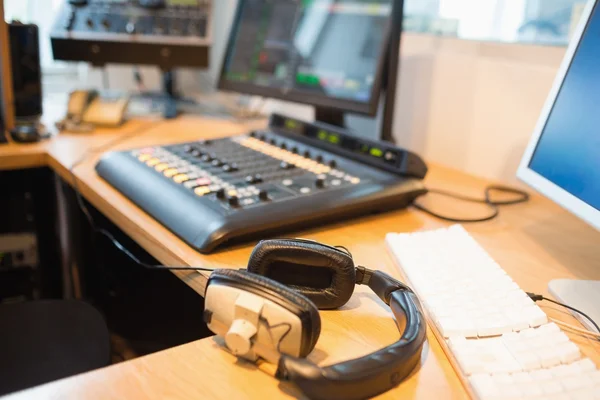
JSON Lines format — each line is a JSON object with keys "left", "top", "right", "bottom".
{"left": 403, "top": 0, "right": 589, "bottom": 46}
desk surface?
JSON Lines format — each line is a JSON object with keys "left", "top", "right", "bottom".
{"left": 2, "top": 117, "right": 600, "bottom": 400}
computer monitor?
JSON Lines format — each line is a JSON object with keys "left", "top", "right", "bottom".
{"left": 218, "top": 0, "right": 403, "bottom": 141}
{"left": 518, "top": 0, "right": 600, "bottom": 333}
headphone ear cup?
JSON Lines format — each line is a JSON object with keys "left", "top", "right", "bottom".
{"left": 248, "top": 239, "right": 356, "bottom": 309}
{"left": 207, "top": 269, "right": 321, "bottom": 357}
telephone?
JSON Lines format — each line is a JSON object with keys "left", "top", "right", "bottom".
{"left": 58, "top": 90, "right": 130, "bottom": 132}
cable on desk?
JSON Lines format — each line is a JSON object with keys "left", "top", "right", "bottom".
{"left": 413, "top": 185, "right": 530, "bottom": 223}
{"left": 527, "top": 292, "right": 600, "bottom": 335}
{"left": 68, "top": 122, "right": 216, "bottom": 273}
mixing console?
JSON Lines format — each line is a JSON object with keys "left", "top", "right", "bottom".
{"left": 97, "top": 115, "right": 428, "bottom": 253}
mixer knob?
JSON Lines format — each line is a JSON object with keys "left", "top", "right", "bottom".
{"left": 258, "top": 134, "right": 267, "bottom": 141}
{"left": 328, "top": 160, "right": 337, "bottom": 168}
{"left": 279, "top": 162, "right": 295, "bottom": 170}
{"left": 86, "top": 18, "right": 94, "bottom": 28}
{"left": 280, "top": 143, "right": 287, "bottom": 150}
{"left": 303, "top": 150, "right": 311, "bottom": 158}
{"left": 270, "top": 139, "right": 277, "bottom": 145}
{"left": 126, "top": 21, "right": 136, "bottom": 34}
{"left": 316, "top": 155, "right": 324, "bottom": 163}
{"left": 201, "top": 154, "right": 213, "bottom": 162}
{"left": 183, "top": 144, "right": 193, "bottom": 153}
{"left": 222, "top": 163, "right": 239, "bottom": 173}
{"left": 211, "top": 159, "right": 223, "bottom": 167}
{"left": 249, "top": 132, "right": 257, "bottom": 138}
{"left": 228, "top": 195, "right": 240, "bottom": 207}
{"left": 102, "top": 18, "right": 111, "bottom": 29}
{"left": 258, "top": 190, "right": 270, "bottom": 201}
{"left": 246, "top": 174, "right": 263, "bottom": 184}
{"left": 216, "top": 188, "right": 226, "bottom": 199}
{"left": 291, "top": 146, "right": 299, "bottom": 154}
{"left": 315, "top": 178, "right": 326, "bottom": 188}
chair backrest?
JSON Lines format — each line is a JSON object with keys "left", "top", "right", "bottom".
{"left": 0, "top": 300, "right": 110, "bottom": 396}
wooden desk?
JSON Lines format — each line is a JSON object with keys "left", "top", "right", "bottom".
{"left": 1, "top": 117, "right": 600, "bottom": 400}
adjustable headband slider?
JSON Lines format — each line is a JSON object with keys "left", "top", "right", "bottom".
{"left": 355, "top": 266, "right": 374, "bottom": 285}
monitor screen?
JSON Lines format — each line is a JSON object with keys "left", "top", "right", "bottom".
{"left": 527, "top": 3, "right": 600, "bottom": 212}
{"left": 219, "top": 0, "right": 395, "bottom": 115}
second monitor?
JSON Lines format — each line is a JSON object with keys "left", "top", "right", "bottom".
{"left": 219, "top": 0, "right": 402, "bottom": 139}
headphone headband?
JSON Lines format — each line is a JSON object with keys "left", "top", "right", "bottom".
{"left": 275, "top": 270, "right": 426, "bottom": 400}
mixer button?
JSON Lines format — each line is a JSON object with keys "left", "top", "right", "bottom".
{"left": 194, "top": 186, "right": 211, "bottom": 197}
{"left": 164, "top": 168, "right": 179, "bottom": 177}
{"left": 184, "top": 180, "right": 199, "bottom": 189}
{"left": 211, "top": 159, "right": 223, "bottom": 167}
{"left": 241, "top": 198, "right": 256, "bottom": 206}
{"left": 300, "top": 187, "right": 311, "bottom": 194}
{"left": 350, "top": 177, "right": 361, "bottom": 184}
{"left": 147, "top": 158, "right": 161, "bottom": 166}
{"left": 173, "top": 174, "right": 189, "bottom": 184}
{"left": 282, "top": 179, "right": 293, "bottom": 186}
{"left": 155, "top": 163, "right": 169, "bottom": 172}
{"left": 201, "top": 154, "right": 212, "bottom": 162}
{"left": 191, "top": 150, "right": 202, "bottom": 157}
{"left": 197, "top": 178, "right": 212, "bottom": 186}
{"left": 331, "top": 179, "right": 342, "bottom": 186}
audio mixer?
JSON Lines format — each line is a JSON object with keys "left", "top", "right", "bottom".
{"left": 96, "top": 114, "right": 428, "bottom": 253}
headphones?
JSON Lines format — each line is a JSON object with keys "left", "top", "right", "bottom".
{"left": 203, "top": 239, "right": 427, "bottom": 400}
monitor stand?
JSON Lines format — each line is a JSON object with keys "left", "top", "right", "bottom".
{"left": 548, "top": 279, "right": 600, "bottom": 333}
{"left": 315, "top": 107, "right": 345, "bottom": 129}
{"left": 132, "top": 70, "right": 196, "bottom": 119}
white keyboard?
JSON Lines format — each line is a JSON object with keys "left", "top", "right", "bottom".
{"left": 386, "top": 225, "right": 600, "bottom": 399}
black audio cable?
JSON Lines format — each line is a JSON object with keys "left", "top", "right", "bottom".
{"left": 67, "top": 122, "right": 216, "bottom": 274}
{"left": 414, "top": 185, "right": 530, "bottom": 223}
{"left": 527, "top": 292, "right": 600, "bottom": 335}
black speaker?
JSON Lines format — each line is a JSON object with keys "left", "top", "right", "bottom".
{"left": 9, "top": 23, "right": 42, "bottom": 120}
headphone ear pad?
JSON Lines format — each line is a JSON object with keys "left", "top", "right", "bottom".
{"left": 247, "top": 239, "right": 356, "bottom": 309}
{"left": 207, "top": 269, "right": 321, "bottom": 357}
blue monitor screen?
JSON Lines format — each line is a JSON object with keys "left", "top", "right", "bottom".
{"left": 529, "top": 4, "right": 600, "bottom": 211}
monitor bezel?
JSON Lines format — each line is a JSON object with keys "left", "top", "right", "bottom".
{"left": 217, "top": 0, "right": 396, "bottom": 116}
{"left": 517, "top": 0, "right": 600, "bottom": 232}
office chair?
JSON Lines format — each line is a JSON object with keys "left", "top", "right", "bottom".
{"left": 0, "top": 300, "right": 110, "bottom": 396}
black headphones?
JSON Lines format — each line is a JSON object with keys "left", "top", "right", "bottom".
{"left": 203, "top": 239, "right": 427, "bottom": 400}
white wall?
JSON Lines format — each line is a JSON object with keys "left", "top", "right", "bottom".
{"left": 393, "top": 34, "right": 564, "bottom": 183}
